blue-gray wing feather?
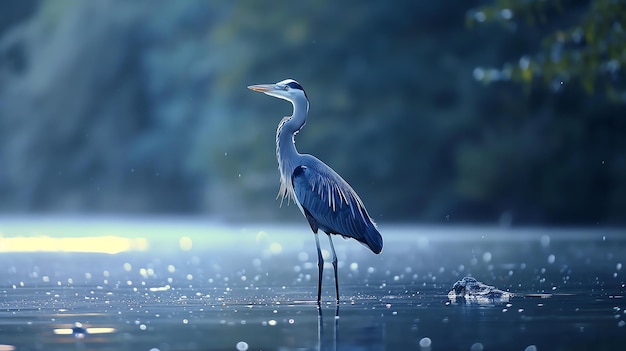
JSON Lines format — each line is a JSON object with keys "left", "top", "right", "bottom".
{"left": 291, "top": 161, "right": 383, "bottom": 254}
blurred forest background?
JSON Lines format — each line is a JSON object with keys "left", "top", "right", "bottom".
{"left": 0, "top": 0, "right": 624, "bottom": 226}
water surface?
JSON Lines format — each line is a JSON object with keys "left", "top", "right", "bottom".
{"left": 0, "top": 218, "right": 624, "bottom": 350}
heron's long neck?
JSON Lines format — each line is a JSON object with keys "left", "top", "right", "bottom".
{"left": 276, "top": 96, "right": 308, "bottom": 166}
{"left": 276, "top": 95, "right": 309, "bottom": 202}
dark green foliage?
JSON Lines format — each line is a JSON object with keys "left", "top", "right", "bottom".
{"left": 469, "top": 0, "right": 626, "bottom": 101}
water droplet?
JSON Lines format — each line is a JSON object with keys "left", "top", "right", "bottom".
{"left": 519, "top": 56, "right": 530, "bottom": 70}
{"left": 500, "top": 9, "right": 513, "bottom": 20}
{"left": 297, "top": 251, "right": 309, "bottom": 262}
{"left": 482, "top": 252, "right": 492, "bottom": 263}
{"left": 473, "top": 67, "right": 485, "bottom": 81}
{"left": 179, "top": 236, "right": 193, "bottom": 251}
{"left": 548, "top": 254, "right": 556, "bottom": 264}
{"left": 419, "top": 337, "right": 432, "bottom": 348}
{"left": 269, "top": 243, "right": 282, "bottom": 254}
{"left": 321, "top": 249, "right": 330, "bottom": 260}
{"left": 473, "top": 11, "right": 486, "bottom": 23}
{"left": 471, "top": 343, "right": 484, "bottom": 351}
{"left": 236, "top": 341, "right": 249, "bottom": 351}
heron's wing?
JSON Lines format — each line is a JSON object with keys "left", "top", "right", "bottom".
{"left": 291, "top": 163, "right": 382, "bottom": 254}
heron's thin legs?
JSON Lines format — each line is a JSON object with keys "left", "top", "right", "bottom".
{"left": 314, "top": 233, "right": 324, "bottom": 304}
{"left": 327, "top": 234, "right": 339, "bottom": 303}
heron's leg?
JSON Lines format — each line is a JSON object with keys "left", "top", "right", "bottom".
{"left": 314, "top": 233, "right": 323, "bottom": 304}
{"left": 327, "top": 234, "right": 339, "bottom": 303}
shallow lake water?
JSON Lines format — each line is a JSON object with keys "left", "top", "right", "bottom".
{"left": 0, "top": 218, "right": 624, "bottom": 350}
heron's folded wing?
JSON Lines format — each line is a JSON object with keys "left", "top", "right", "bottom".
{"left": 292, "top": 165, "right": 382, "bottom": 254}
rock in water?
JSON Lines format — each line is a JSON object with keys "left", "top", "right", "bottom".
{"left": 448, "top": 276, "right": 512, "bottom": 304}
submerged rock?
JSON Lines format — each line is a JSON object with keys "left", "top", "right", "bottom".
{"left": 448, "top": 276, "right": 512, "bottom": 304}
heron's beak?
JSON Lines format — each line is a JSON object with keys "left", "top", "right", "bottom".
{"left": 247, "top": 84, "right": 277, "bottom": 93}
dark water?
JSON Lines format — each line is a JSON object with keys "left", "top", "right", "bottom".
{"left": 0, "top": 219, "right": 624, "bottom": 350}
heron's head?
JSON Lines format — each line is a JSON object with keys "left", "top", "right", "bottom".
{"left": 248, "top": 79, "right": 308, "bottom": 105}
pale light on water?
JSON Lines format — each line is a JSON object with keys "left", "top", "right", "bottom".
{"left": 53, "top": 326, "right": 116, "bottom": 335}
{"left": 0, "top": 236, "right": 148, "bottom": 254}
{"left": 179, "top": 236, "right": 193, "bottom": 251}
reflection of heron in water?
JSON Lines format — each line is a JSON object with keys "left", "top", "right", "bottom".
{"left": 248, "top": 79, "right": 383, "bottom": 304}
{"left": 318, "top": 306, "right": 339, "bottom": 351}
{"left": 317, "top": 306, "right": 384, "bottom": 351}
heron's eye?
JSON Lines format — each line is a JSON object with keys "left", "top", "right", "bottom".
{"left": 283, "top": 85, "right": 289, "bottom": 91}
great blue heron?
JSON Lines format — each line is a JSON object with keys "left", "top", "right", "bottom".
{"left": 248, "top": 79, "right": 383, "bottom": 303}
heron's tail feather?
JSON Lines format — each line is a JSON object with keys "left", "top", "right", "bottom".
{"left": 364, "top": 224, "right": 383, "bottom": 254}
